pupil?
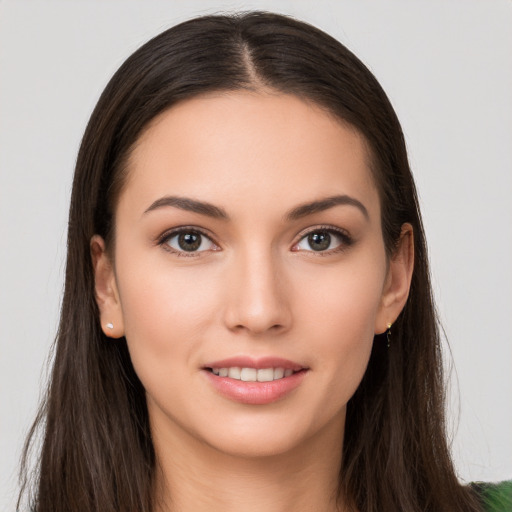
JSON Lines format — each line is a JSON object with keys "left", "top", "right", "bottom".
{"left": 178, "top": 232, "right": 201, "bottom": 251}
{"left": 177, "top": 232, "right": 332, "bottom": 252}
{"left": 308, "top": 231, "right": 331, "bottom": 251}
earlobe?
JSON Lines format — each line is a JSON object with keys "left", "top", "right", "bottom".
{"left": 375, "top": 223, "right": 414, "bottom": 334}
{"left": 90, "top": 235, "right": 125, "bottom": 339}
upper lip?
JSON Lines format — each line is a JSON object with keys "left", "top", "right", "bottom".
{"left": 203, "top": 356, "right": 306, "bottom": 371}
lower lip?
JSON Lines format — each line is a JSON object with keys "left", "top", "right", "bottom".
{"left": 203, "top": 369, "right": 307, "bottom": 405}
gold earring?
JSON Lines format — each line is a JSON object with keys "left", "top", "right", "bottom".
{"left": 386, "top": 323, "right": 392, "bottom": 348}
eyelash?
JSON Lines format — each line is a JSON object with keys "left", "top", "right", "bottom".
{"left": 293, "top": 225, "right": 354, "bottom": 256}
{"left": 157, "top": 226, "right": 218, "bottom": 257}
{"left": 157, "top": 225, "right": 353, "bottom": 257}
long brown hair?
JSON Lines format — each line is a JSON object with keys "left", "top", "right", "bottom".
{"left": 19, "top": 11, "right": 481, "bottom": 512}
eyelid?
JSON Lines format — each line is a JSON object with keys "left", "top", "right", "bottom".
{"left": 292, "top": 225, "right": 353, "bottom": 253}
{"left": 156, "top": 226, "right": 220, "bottom": 256}
{"left": 155, "top": 224, "right": 353, "bottom": 256}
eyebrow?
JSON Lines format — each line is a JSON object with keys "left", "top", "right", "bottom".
{"left": 285, "top": 195, "right": 369, "bottom": 221}
{"left": 143, "top": 196, "right": 229, "bottom": 219}
{"left": 143, "top": 194, "right": 369, "bottom": 221}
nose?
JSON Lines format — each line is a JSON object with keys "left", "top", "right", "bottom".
{"left": 222, "top": 247, "right": 292, "bottom": 336}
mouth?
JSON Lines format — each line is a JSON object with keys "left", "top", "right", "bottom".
{"left": 202, "top": 357, "right": 308, "bottom": 405}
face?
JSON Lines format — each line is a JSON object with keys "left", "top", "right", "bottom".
{"left": 93, "top": 91, "right": 412, "bottom": 459}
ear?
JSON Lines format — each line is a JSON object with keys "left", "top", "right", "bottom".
{"left": 375, "top": 223, "right": 414, "bottom": 334}
{"left": 90, "top": 235, "right": 125, "bottom": 339}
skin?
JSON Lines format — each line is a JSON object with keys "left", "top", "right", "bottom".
{"left": 92, "top": 91, "right": 414, "bottom": 512}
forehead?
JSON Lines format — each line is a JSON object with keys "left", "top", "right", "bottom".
{"left": 120, "top": 91, "right": 379, "bottom": 220}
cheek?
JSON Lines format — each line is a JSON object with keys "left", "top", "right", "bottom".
{"left": 294, "top": 259, "right": 385, "bottom": 398}
{"left": 115, "top": 255, "right": 220, "bottom": 380}
{"left": 296, "top": 255, "right": 385, "bottom": 339}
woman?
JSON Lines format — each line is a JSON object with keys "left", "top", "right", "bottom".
{"left": 18, "top": 11, "right": 510, "bottom": 512}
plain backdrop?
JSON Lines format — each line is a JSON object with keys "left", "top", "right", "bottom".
{"left": 1, "top": 0, "right": 511, "bottom": 509}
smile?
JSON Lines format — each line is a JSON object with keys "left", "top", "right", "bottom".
{"left": 209, "top": 367, "right": 295, "bottom": 381}
{"left": 202, "top": 357, "right": 308, "bottom": 405}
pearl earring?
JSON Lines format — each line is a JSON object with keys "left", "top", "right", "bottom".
{"left": 106, "top": 322, "right": 114, "bottom": 330}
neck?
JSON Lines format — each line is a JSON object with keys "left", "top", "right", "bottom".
{"left": 152, "top": 416, "right": 346, "bottom": 512}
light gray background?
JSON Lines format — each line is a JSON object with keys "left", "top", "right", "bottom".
{"left": 1, "top": 1, "right": 511, "bottom": 509}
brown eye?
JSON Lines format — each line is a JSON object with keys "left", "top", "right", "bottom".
{"left": 294, "top": 228, "right": 351, "bottom": 253}
{"left": 165, "top": 230, "right": 215, "bottom": 253}
{"left": 178, "top": 232, "right": 201, "bottom": 251}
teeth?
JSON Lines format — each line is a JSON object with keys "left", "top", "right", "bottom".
{"left": 257, "top": 368, "right": 274, "bottom": 382}
{"left": 211, "top": 366, "right": 297, "bottom": 382}
{"left": 241, "top": 367, "right": 257, "bottom": 381}
{"left": 273, "top": 367, "right": 284, "bottom": 379}
{"left": 228, "top": 367, "right": 241, "bottom": 379}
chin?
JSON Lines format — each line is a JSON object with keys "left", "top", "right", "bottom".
{"left": 202, "top": 426, "right": 310, "bottom": 459}
{"left": 195, "top": 406, "right": 345, "bottom": 461}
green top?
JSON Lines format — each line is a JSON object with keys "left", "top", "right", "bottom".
{"left": 472, "top": 481, "right": 512, "bottom": 511}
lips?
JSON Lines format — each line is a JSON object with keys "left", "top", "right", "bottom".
{"left": 202, "top": 356, "right": 308, "bottom": 405}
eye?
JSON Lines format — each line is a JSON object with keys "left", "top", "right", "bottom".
{"left": 293, "top": 228, "right": 351, "bottom": 253}
{"left": 161, "top": 229, "right": 217, "bottom": 255}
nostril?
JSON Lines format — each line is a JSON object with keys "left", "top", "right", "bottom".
{"left": 222, "top": 279, "right": 292, "bottom": 335}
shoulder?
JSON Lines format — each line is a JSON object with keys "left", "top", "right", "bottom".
{"left": 471, "top": 481, "right": 512, "bottom": 512}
